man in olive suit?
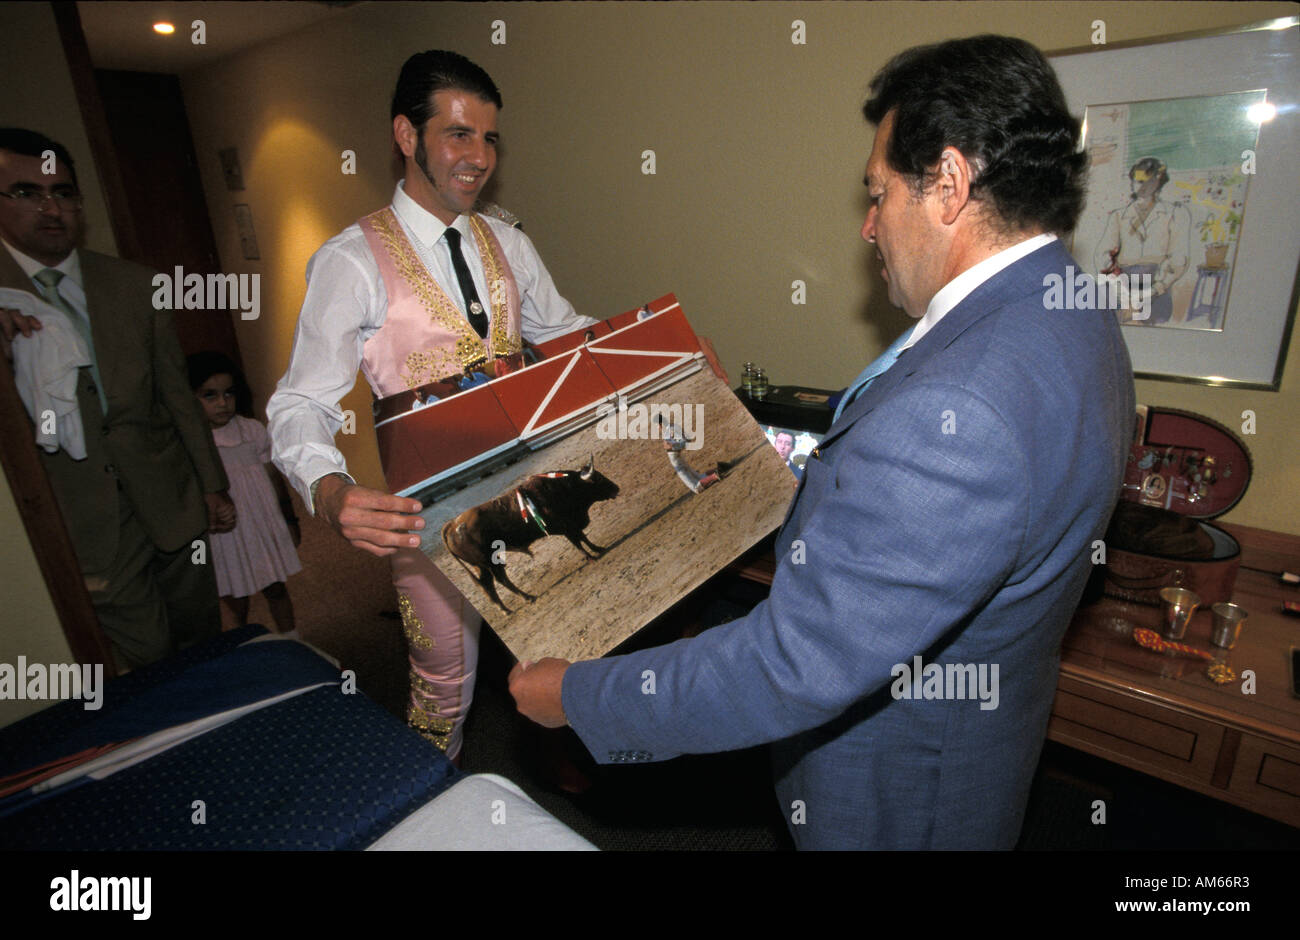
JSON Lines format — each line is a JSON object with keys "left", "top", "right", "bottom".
{"left": 0, "top": 128, "right": 232, "bottom": 669}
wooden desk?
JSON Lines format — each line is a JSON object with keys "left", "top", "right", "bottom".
{"left": 729, "top": 523, "right": 1300, "bottom": 826}
{"left": 1049, "top": 522, "right": 1300, "bottom": 827}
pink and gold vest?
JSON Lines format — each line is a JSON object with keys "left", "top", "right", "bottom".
{"left": 358, "top": 208, "right": 523, "bottom": 398}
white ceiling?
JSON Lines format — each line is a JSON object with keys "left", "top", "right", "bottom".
{"left": 77, "top": 0, "right": 352, "bottom": 74}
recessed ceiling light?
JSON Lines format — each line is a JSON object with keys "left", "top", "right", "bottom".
{"left": 153, "top": 22, "right": 176, "bottom": 36}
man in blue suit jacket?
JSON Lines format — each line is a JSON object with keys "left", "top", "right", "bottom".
{"left": 510, "top": 35, "right": 1135, "bottom": 849}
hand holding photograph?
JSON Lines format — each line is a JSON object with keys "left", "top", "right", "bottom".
{"left": 384, "top": 295, "right": 794, "bottom": 663}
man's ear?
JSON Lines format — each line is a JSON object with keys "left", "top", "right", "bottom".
{"left": 393, "top": 115, "right": 418, "bottom": 160}
{"left": 936, "top": 147, "right": 974, "bottom": 226}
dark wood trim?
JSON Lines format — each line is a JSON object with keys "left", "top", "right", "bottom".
{"left": 1212, "top": 728, "right": 1242, "bottom": 790}
{"left": 49, "top": 0, "right": 144, "bottom": 262}
{"left": 1218, "top": 521, "right": 1300, "bottom": 575}
{"left": 0, "top": 353, "right": 117, "bottom": 674}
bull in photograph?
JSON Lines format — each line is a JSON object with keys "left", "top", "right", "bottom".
{"left": 441, "top": 456, "right": 620, "bottom": 612}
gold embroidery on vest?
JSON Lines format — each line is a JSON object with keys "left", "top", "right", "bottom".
{"left": 468, "top": 214, "right": 522, "bottom": 359}
{"left": 365, "top": 209, "right": 520, "bottom": 389}
{"left": 367, "top": 208, "right": 484, "bottom": 386}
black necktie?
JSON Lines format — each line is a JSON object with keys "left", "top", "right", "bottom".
{"left": 443, "top": 226, "right": 488, "bottom": 338}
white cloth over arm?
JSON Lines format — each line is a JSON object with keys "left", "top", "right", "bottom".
{"left": 2, "top": 287, "right": 91, "bottom": 459}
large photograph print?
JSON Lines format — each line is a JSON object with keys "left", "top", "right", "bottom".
{"left": 394, "top": 296, "right": 793, "bottom": 664}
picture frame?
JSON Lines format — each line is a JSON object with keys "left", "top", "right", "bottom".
{"left": 233, "top": 203, "right": 259, "bottom": 261}
{"left": 1050, "top": 17, "right": 1299, "bottom": 390}
{"left": 217, "top": 146, "right": 244, "bottom": 191}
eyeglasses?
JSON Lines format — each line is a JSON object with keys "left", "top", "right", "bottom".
{"left": 0, "top": 187, "right": 84, "bottom": 211}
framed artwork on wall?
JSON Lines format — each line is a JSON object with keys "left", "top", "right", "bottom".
{"left": 1050, "top": 17, "right": 1299, "bottom": 389}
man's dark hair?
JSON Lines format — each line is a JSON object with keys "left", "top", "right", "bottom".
{"left": 0, "top": 128, "right": 79, "bottom": 188}
{"left": 390, "top": 50, "right": 503, "bottom": 132}
{"left": 862, "top": 35, "right": 1087, "bottom": 236}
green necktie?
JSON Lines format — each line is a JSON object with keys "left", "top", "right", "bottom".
{"left": 34, "top": 267, "right": 107, "bottom": 413}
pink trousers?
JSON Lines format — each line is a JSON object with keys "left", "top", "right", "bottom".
{"left": 389, "top": 546, "right": 480, "bottom": 759}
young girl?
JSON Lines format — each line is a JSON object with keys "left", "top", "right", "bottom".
{"left": 188, "top": 351, "right": 302, "bottom": 634}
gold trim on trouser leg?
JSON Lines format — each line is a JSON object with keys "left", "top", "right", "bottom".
{"left": 407, "top": 668, "right": 454, "bottom": 751}
{"left": 398, "top": 592, "right": 451, "bottom": 749}
{"left": 398, "top": 593, "right": 434, "bottom": 650}
{"left": 397, "top": 591, "right": 457, "bottom": 752}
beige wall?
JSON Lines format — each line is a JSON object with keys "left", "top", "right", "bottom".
{"left": 181, "top": 0, "right": 1299, "bottom": 531}
{"left": 0, "top": 473, "right": 74, "bottom": 728}
{"left": 1, "top": 3, "right": 117, "bottom": 256}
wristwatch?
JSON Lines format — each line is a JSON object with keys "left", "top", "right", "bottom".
{"left": 309, "top": 472, "right": 352, "bottom": 512}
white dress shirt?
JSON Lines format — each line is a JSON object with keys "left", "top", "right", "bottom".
{"left": 901, "top": 233, "right": 1057, "bottom": 351}
{"left": 267, "top": 182, "right": 595, "bottom": 509}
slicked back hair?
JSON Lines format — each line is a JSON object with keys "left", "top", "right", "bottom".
{"left": 390, "top": 50, "right": 503, "bottom": 133}
{"left": 0, "top": 128, "right": 79, "bottom": 189}
{"left": 863, "top": 35, "right": 1087, "bottom": 236}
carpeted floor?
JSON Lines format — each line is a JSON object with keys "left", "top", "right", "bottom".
{"left": 244, "top": 496, "right": 1300, "bottom": 850}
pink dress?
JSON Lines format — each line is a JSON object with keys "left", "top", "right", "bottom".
{"left": 210, "top": 415, "right": 302, "bottom": 597}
